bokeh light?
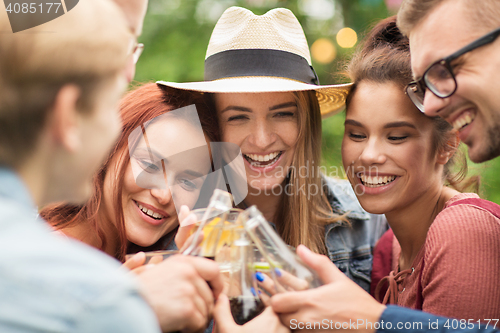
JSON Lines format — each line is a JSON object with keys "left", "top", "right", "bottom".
{"left": 311, "top": 38, "right": 337, "bottom": 64}
{"left": 298, "top": 0, "right": 335, "bottom": 20}
{"left": 336, "top": 27, "right": 358, "bottom": 48}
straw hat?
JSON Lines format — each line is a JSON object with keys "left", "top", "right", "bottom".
{"left": 157, "top": 6, "right": 352, "bottom": 117}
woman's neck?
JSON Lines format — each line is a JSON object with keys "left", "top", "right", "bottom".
{"left": 244, "top": 187, "right": 282, "bottom": 223}
{"left": 385, "top": 185, "right": 458, "bottom": 271}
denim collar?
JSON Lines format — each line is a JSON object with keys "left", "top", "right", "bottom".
{"left": 238, "top": 176, "right": 370, "bottom": 222}
{"left": 323, "top": 176, "right": 370, "bottom": 221}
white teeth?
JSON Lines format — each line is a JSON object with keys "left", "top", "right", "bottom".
{"left": 452, "top": 111, "right": 475, "bottom": 131}
{"left": 245, "top": 152, "right": 281, "bottom": 164}
{"left": 137, "top": 202, "right": 165, "bottom": 220}
{"left": 360, "top": 174, "right": 397, "bottom": 187}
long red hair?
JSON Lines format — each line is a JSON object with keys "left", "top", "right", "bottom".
{"left": 41, "top": 83, "right": 218, "bottom": 261}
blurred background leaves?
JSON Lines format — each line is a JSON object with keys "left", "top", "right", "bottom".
{"left": 134, "top": 0, "right": 500, "bottom": 203}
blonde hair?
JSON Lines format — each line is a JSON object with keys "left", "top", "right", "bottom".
{"left": 0, "top": 0, "right": 131, "bottom": 168}
{"left": 275, "top": 90, "right": 345, "bottom": 255}
{"left": 209, "top": 89, "right": 344, "bottom": 254}
{"left": 397, "top": 0, "right": 500, "bottom": 36}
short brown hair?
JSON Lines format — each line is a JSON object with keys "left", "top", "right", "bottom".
{"left": 397, "top": 0, "right": 500, "bottom": 36}
{"left": 0, "top": 0, "right": 131, "bottom": 168}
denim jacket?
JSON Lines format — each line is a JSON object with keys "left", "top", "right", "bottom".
{"left": 323, "top": 177, "right": 388, "bottom": 292}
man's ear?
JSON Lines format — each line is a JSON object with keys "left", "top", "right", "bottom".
{"left": 50, "top": 84, "right": 82, "bottom": 152}
{"left": 437, "top": 132, "right": 460, "bottom": 165}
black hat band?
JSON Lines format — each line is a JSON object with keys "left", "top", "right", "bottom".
{"left": 204, "top": 49, "right": 319, "bottom": 85}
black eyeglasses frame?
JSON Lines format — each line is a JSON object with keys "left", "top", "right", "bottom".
{"left": 406, "top": 27, "right": 500, "bottom": 112}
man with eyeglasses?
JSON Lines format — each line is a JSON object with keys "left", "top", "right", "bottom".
{"left": 267, "top": 1, "right": 500, "bottom": 333}
{"left": 0, "top": 0, "right": 225, "bottom": 331}
{"left": 380, "top": 1, "right": 500, "bottom": 330}
{"left": 379, "top": 0, "right": 500, "bottom": 331}
{"left": 0, "top": 1, "right": 165, "bottom": 332}
{"left": 401, "top": 0, "right": 500, "bottom": 164}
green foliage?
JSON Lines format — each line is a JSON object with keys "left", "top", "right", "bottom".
{"left": 471, "top": 160, "right": 500, "bottom": 204}
{"left": 135, "top": 0, "right": 389, "bottom": 85}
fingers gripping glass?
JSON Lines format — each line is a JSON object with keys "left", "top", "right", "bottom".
{"left": 406, "top": 27, "right": 500, "bottom": 113}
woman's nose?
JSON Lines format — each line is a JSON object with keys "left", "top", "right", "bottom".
{"left": 359, "top": 139, "right": 386, "bottom": 165}
{"left": 150, "top": 187, "right": 172, "bottom": 206}
{"left": 248, "top": 121, "right": 276, "bottom": 149}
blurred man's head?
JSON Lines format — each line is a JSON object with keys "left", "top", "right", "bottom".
{"left": 112, "top": 0, "right": 149, "bottom": 81}
{"left": 0, "top": 0, "right": 131, "bottom": 205}
{"left": 398, "top": 0, "right": 500, "bottom": 163}
{"left": 112, "top": 0, "right": 148, "bottom": 36}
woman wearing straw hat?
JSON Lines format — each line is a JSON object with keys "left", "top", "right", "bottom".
{"left": 163, "top": 6, "right": 387, "bottom": 293}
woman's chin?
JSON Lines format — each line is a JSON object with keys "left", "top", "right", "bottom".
{"left": 357, "top": 198, "right": 393, "bottom": 215}
{"left": 127, "top": 233, "right": 161, "bottom": 248}
{"left": 247, "top": 178, "right": 287, "bottom": 196}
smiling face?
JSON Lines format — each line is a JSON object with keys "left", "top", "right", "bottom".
{"left": 342, "top": 81, "right": 446, "bottom": 215}
{"left": 103, "top": 116, "right": 211, "bottom": 247}
{"left": 215, "top": 92, "right": 299, "bottom": 194}
{"left": 409, "top": 1, "right": 500, "bottom": 162}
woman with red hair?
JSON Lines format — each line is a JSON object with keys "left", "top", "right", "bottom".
{"left": 41, "top": 83, "right": 219, "bottom": 262}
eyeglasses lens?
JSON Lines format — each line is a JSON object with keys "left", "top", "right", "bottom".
{"left": 425, "top": 63, "right": 455, "bottom": 98}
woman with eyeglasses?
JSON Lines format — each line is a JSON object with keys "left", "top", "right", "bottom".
{"left": 341, "top": 16, "right": 500, "bottom": 320}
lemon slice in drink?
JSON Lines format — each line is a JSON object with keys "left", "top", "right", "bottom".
{"left": 253, "top": 262, "right": 271, "bottom": 272}
{"left": 200, "top": 217, "right": 222, "bottom": 256}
